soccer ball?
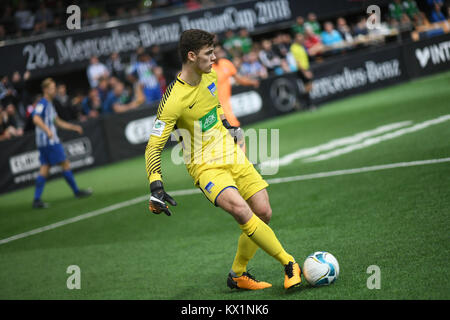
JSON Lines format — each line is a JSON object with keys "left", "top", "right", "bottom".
{"left": 302, "top": 251, "right": 339, "bottom": 286}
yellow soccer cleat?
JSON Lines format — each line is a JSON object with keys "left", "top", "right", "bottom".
{"left": 227, "top": 271, "right": 272, "bottom": 290}
{"left": 284, "top": 261, "right": 302, "bottom": 289}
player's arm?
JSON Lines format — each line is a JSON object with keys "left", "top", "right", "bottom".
{"left": 112, "top": 86, "right": 145, "bottom": 113}
{"left": 233, "top": 73, "right": 259, "bottom": 88}
{"left": 33, "top": 114, "right": 53, "bottom": 139}
{"left": 219, "top": 105, "right": 243, "bottom": 144}
{"left": 55, "top": 116, "right": 83, "bottom": 135}
{"left": 145, "top": 86, "right": 180, "bottom": 216}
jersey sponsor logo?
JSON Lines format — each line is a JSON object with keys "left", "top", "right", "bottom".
{"left": 188, "top": 102, "right": 196, "bottom": 109}
{"left": 151, "top": 119, "right": 166, "bottom": 137}
{"left": 199, "top": 107, "right": 218, "bottom": 132}
{"left": 207, "top": 82, "right": 217, "bottom": 96}
{"left": 205, "top": 181, "right": 214, "bottom": 193}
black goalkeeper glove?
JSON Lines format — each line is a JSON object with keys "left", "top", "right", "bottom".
{"left": 222, "top": 119, "right": 243, "bottom": 144}
{"left": 149, "top": 180, "right": 177, "bottom": 216}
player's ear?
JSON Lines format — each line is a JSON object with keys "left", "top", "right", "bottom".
{"left": 187, "top": 51, "right": 197, "bottom": 63}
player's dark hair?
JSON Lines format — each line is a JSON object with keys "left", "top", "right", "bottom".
{"left": 178, "top": 29, "right": 215, "bottom": 64}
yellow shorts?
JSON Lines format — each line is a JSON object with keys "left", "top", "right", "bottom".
{"left": 196, "top": 158, "right": 269, "bottom": 206}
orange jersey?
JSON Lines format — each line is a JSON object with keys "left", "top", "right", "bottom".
{"left": 213, "top": 58, "right": 240, "bottom": 127}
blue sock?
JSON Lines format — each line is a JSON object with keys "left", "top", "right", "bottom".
{"left": 34, "top": 175, "right": 46, "bottom": 200}
{"left": 62, "top": 170, "right": 79, "bottom": 195}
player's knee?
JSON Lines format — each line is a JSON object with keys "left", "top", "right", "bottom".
{"left": 257, "top": 206, "right": 272, "bottom": 224}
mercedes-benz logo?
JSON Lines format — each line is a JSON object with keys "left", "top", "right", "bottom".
{"left": 270, "top": 78, "right": 297, "bottom": 112}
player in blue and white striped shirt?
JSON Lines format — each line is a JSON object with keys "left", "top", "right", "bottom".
{"left": 32, "top": 78, "right": 92, "bottom": 209}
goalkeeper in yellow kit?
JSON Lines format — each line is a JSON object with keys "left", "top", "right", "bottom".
{"left": 145, "top": 29, "right": 301, "bottom": 290}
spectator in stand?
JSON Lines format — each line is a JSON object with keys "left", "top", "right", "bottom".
{"left": 34, "top": 2, "right": 54, "bottom": 34}
{"left": 149, "top": 45, "right": 165, "bottom": 69}
{"left": 427, "top": 0, "right": 444, "bottom": 8}
{"left": 1, "top": 5, "right": 16, "bottom": 37}
{"left": 10, "top": 71, "right": 31, "bottom": 121}
{"left": 153, "top": 66, "right": 167, "bottom": 96}
{"left": 290, "top": 33, "right": 315, "bottom": 109}
{"left": 271, "top": 33, "right": 297, "bottom": 72}
{"left": 53, "top": 0, "right": 66, "bottom": 30}
{"left": 321, "top": 21, "right": 345, "bottom": 47}
{"left": 185, "top": 0, "right": 202, "bottom": 10}
{"left": 273, "top": 33, "right": 290, "bottom": 60}
{"left": 0, "top": 75, "right": 18, "bottom": 108}
{"left": 240, "top": 50, "right": 268, "bottom": 80}
{"left": 258, "top": 39, "right": 290, "bottom": 76}
{"left": 0, "top": 106, "right": 11, "bottom": 141}
{"left": 0, "top": 103, "right": 24, "bottom": 139}
{"left": 353, "top": 16, "right": 369, "bottom": 36}
{"left": 304, "top": 25, "right": 325, "bottom": 58}
{"left": 430, "top": 2, "right": 448, "bottom": 22}
{"left": 336, "top": 17, "right": 354, "bottom": 43}
{"left": 14, "top": 1, "right": 35, "bottom": 36}
{"left": 53, "top": 83, "right": 79, "bottom": 122}
{"left": 96, "top": 76, "right": 110, "bottom": 108}
{"left": 389, "top": 0, "right": 406, "bottom": 23}
{"left": 129, "top": 46, "right": 146, "bottom": 66}
{"left": 82, "top": 88, "right": 102, "bottom": 119}
{"left": 403, "top": 0, "right": 421, "bottom": 20}
{"left": 106, "top": 52, "right": 126, "bottom": 82}
{"left": 128, "top": 52, "right": 162, "bottom": 105}
{"left": 102, "top": 80, "right": 144, "bottom": 114}
{"left": 87, "top": 55, "right": 110, "bottom": 88}
{"left": 292, "top": 16, "right": 306, "bottom": 35}
{"left": 222, "top": 29, "right": 240, "bottom": 58}
{"left": 235, "top": 28, "right": 253, "bottom": 55}
{"left": 305, "top": 13, "right": 321, "bottom": 35}
{"left": 398, "top": 13, "right": 414, "bottom": 31}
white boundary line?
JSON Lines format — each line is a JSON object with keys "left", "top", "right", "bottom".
{"left": 1, "top": 157, "right": 449, "bottom": 246}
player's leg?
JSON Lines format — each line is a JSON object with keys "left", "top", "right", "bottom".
{"left": 60, "top": 159, "right": 92, "bottom": 198}
{"left": 216, "top": 187, "right": 272, "bottom": 290}
{"left": 232, "top": 160, "right": 302, "bottom": 289}
{"left": 217, "top": 187, "right": 300, "bottom": 289}
{"left": 33, "top": 164, "right": 50, "bottom": 208}
{"left": 229, "top": 189, "right": 271, "bottom": 278}
{"left": 246, "top": 189, "right": 302, "bottom": 289}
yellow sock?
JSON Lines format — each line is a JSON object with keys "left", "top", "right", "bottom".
{"left": 231, "top": 232, "right": 259, "bottom": 276}
{"left": 239, "top": 213, "right": 294, "bottom": 266}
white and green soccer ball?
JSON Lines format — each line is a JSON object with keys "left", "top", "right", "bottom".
{"left": 303, "top": 251, "right": 340, "bottom": 286}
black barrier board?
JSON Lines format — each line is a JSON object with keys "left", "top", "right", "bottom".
{"left": 402, "top": 33, "right": 450, "bottom": 79}
{"left": 101, "top": 107, "right": 159, "bottom": 162}
{"left": 0, "top": 118, "right": 109, "bottom": 194}
{"left": 309, "top": 44, "right": 409, "bottom": 104}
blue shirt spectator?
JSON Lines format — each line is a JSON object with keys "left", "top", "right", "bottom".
{"left": 102, "top": 81, "right": 131, "bottom": 114}
{"left": 128, "top": 53, "right": 162, "bottom": 105}
{"left": 429, "top": 3, "right": 447, "bottom": 22}
{"left": 321, "top": 22, "right": 344, "bottom": 46}
{"left": 81, "top": 88, "right": 102, "bottom": 118}
{"left": 427, "top": 0, "right": 444, "bottom": 7}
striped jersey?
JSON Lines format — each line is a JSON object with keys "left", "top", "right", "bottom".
{"left": 145, "top": 69, "right": 240, "bottom": 184}
{"left": 32, "top": 97, "right": 60, "bottom": 147}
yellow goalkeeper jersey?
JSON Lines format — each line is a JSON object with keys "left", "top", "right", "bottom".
{"left": 145, "top": 69, "right": 241, "bottom": 185}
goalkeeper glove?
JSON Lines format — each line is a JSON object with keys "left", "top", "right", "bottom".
{"left": 149, "top": 180, "right": 177, "bottom": 216}
{"left": 222, "top": 119, "right": 243, "bottom": 144}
